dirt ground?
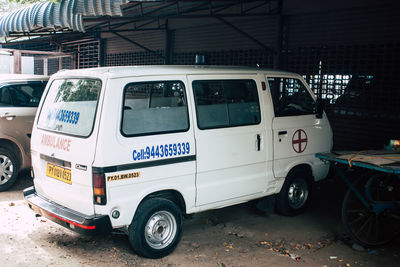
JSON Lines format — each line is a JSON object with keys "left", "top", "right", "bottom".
{"left": 0, "top": 171, "right": 399, "bottom": 267}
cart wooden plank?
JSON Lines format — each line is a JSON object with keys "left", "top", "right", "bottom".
{"left": 316, "top": 150, "right": 400, "bottom": 174}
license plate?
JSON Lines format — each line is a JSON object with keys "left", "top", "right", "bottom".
{"left": 46, "top": 163, "right": 72, "bottom": 184}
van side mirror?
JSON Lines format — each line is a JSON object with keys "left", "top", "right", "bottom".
{"left": 315, "top": 99, "right": 324, "bottom": 119}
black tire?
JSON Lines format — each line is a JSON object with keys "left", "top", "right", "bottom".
{"left": 342, "top": 173, "right": 400, "bottom": 247}
{"left": 0, "top": 147, "right": 19, "bottom": 192}
{"left": 128, "top": 198, "right": 183, "bottom": 259}
{"left": 276, "top": 168, "right": 312, "bottom": 216}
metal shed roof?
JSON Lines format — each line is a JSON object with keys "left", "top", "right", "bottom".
{"left": 0, "top": 1, "right": 278, "bottom": 42}
{"left": 0, "top": 0, "right": 129, "bottom": 37}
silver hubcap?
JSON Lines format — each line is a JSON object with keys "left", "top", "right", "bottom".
{"left": 288, "top": 178, "right": 308, "bottom": 209}
{"left": 0, "top": 155, "right": 14, "bottom": 185}
{"left": 145, "top": 210, "right": 177, "bottom": 249}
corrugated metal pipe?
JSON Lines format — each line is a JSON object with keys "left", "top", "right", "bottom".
{"left": 0, "top": 0, "right": 130, "bottom": 37}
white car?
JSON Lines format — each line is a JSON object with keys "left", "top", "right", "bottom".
{"left": 24, "top": 66, "right": 332, "bottom": 258}
{"left": 0, "top": 74, "right": 48, "bottom": 191}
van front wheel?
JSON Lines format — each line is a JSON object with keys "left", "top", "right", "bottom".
{"left": 128, "top": 198, "right": 183, "bottom": 259}
{"left": 276, "top": 169, "right": 312, "bottom": 216}
{"left": 0, "top": 148, "right": 19, "bottom": 192}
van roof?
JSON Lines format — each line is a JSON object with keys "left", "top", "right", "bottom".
{"left": 52, "top": 65, "right": 300, "bottom": 79}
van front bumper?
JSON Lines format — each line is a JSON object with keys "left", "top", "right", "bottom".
{"left": 24, "top": 186, "right": 111, "bottom": 235}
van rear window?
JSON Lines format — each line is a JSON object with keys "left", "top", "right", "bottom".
{"left": 37, "top": 79, "right": 101, "bottom": 137}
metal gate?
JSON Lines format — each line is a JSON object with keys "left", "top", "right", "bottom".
{"left": 283, "top": 44, "right": 400, "bottom": 150}
{"left": 1, "top": 48, "right": 74, "bottom": 75}
{"left": 62, "top": 39, "right": 101, "bottom": 69}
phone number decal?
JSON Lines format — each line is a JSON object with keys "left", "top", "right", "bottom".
{"left": 133, "top": 142, "right": 190, "bottom": 161}
{"left": 47, "top": 109, "right": 80, "bottom": 125}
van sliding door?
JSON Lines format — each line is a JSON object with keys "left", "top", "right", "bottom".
{"left": 189, "top": 75, "right": 269, "bottom": 207}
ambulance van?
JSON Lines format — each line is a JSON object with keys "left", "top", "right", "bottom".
{"left": 24, "top": 66, "right": 332, "bottom": 258}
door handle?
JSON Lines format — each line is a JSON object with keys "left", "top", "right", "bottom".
{"left": 278, "top": 130, "right": 287, "bottom": 142}
{"left": 0, "top": 113, "right": 16, "bottom": 120}
{"left": 256, "top": 134, "right": 261, "bottom": 151}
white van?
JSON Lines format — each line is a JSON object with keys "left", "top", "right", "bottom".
{"left": 24, "top": 66, "right": 332, "bottom": 258}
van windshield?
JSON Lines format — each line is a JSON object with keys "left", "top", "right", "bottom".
{"left": 37, "top": 78, "right": 101, "bottom": 137}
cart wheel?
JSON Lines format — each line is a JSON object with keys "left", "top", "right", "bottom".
{"left": 342, "top": 173, "right": 400, "bottom": 247}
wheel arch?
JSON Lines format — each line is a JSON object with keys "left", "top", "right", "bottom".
{"left": 287, "top": 163, "right": 313, "bottom": 180}
{"left": 0, "top": 138, "right": 22, "bottom": 168}
{"left": 277, "top": 163, "right": 313, "bottom": 195}
{"left": 139, "top": 189, "right": 187, "bottom": 216}
{"left": 275, "top": 163, "right": 314, "bottom": 216}
{"left": 275, "top": 154, "right": 329, "bottom": 183}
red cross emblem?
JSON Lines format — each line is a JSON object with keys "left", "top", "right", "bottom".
{"left": 292, "top": 129, "right": 308, "bottom": 153}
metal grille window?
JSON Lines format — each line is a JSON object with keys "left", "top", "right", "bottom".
{"left": 105, "top": 49, "right": 273, "bottom": 67}
{"left": 283, "top": 44, "right": 400, "bottom": 149}
{"left": 172, "top": 50, "right": 273, "bottom": 66}
{"left": 106, "top": 51, "right": 165, "bottom": 66}
{"left": 305, "top": 74, "right": 351, "bottom": 104}
{"left": 63, "top": 40, "right": 100, "bottom": 69}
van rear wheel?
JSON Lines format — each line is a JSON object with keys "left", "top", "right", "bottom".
{"left": 0, "top": 147, "right": 19, "bottom": 192}
{"left": 276, "top": 169, "right": 312, "bottom": 216}
{"left": 128, "top": 198, "right": 183, "bottom": 259}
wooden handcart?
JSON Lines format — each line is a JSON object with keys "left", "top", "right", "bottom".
{"left": 316, "top": 151, "right": 400, "bottom": 247}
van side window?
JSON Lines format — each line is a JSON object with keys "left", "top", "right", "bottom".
{"left": 193, "top": 80, "right": 261, "bottom": 129}
{"left": 122, "top": 81, "right": 189, "bottom": 136}
{"left": 268, "top": 77, "right": 316, "bottom": 117}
